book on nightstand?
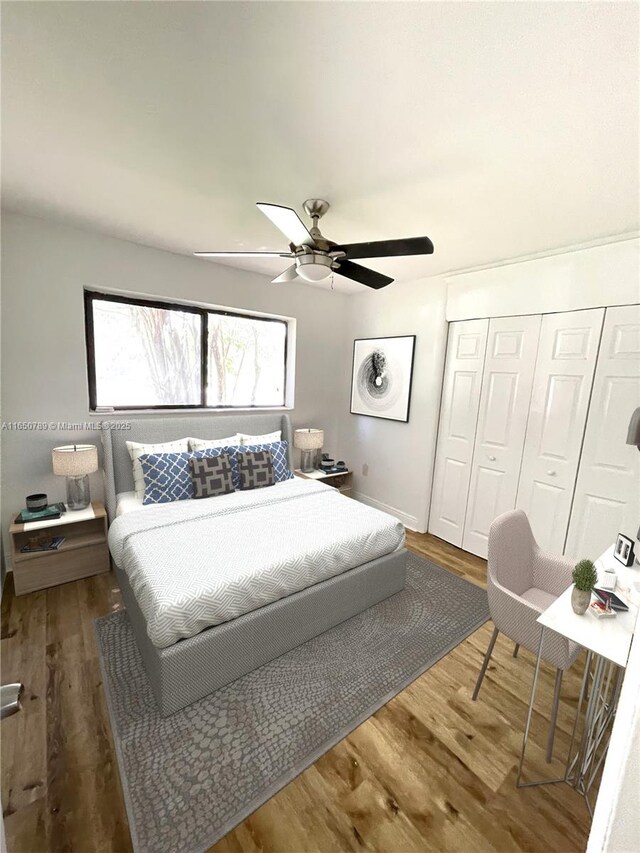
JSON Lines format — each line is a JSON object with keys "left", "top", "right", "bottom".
{"left": 20, "top": 536, "right": 65, "bottom": 553}
{"left": 15, "top": 502, "right": 66, "bottom": 524}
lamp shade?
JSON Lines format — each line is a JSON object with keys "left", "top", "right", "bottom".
{"left": 52, "top": 444, "right": 99, "bottom": 477}
{"left": 293, "top": 428, "right": 324, "bottom": 451}
{"left": 626, "top": 407, "right": 640, "bottom": 450}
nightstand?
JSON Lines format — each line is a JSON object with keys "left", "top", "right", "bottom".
{"left": 294, "top": 469, "right": 353, "bottom": 498}
{"left": 9, "top": 501, "right": 110, "bottom": 595}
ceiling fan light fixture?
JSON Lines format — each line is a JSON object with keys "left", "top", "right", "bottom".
{"left": 195, "top": 199, "right": 433, "bottom": 290}
{"left": 295, "top": 254, "right": 333, "bottom": 282}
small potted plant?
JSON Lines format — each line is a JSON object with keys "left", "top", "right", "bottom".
{"left": 571, "top": 559, "right": 598, "bottom": 615}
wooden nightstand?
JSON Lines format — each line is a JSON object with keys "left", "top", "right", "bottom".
{"left": 294, "top": 469, "right": 353, "bottom": 498}
{"left": 9, "top": 502, "right": 110, "bottom": 595}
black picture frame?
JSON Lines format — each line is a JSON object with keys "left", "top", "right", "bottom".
{"left": 350, "top": 335, "right": 416, "bottom": 423}
{"left": 614, "top": 532, "right": 635, "bottom": 567}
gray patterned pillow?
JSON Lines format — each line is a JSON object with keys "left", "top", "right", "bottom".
{"left": 237, "top": 450, "right": 275, "bottom": 490}
{"left": 189, "top": 454, "right": 235, "bottom": 498}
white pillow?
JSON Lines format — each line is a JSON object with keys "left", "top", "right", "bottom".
{"left": 238, "top": 430, "right": 282, "bottom": 445}
{"left": 188, "top": 434, "right": 242, "bottom": 452}
{"left": 126, "top": 438, "right": 189, "bottom": 499}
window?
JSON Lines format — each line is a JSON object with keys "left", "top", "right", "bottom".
{"left": 84, "top": 291, "right": 288, "bottom": 410}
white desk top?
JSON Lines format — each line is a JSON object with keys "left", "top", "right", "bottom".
{"left": 538, "top": 546, "right": 640, "bottom": 668}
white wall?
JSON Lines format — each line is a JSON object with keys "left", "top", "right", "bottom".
{"left": 446, "top": 238, "right": 640, "bottom": 321}
{"left": 339, "top": 277, "right": 448, "bottom": 532}
{"left": 0, "top": 212, "right": 349, "bottom": 567}
{"left": 588, "top": 628, "right": 640, "bottom": 853}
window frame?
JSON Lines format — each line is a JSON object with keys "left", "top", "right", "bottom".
{"left": 84, "top": 289, "right": 289, "bottom": 412}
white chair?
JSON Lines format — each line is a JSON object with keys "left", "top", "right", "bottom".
{"left": 472, "top": 510, "right": 581, "bottom": 761}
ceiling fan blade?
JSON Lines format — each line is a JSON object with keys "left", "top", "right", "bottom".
{"left": 194, "top": 251, "right": 294, "bottom": 258}
{"left": 332, "top": 235, "right": 434, "bottom": 260}
{"left": 271, "top": 265, "right": 299, "bottom": 284}
{"left": 256, "top": 203, "right": 315, "bottom": 248}
{"left": 334, "top": 259, "right": 394, "bottom": 290}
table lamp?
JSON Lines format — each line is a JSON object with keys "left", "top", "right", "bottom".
{"left": 293, "top": 428, "right": 324, "bottom": 473}
{"left": 52, "top": 444, "right": 98, "bottom": 510}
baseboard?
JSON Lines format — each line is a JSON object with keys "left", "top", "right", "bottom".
{"left": 352, "top": 491, "right": 423, "bottom": 532}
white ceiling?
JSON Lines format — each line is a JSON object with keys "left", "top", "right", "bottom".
{"left": 2, "top": 1, "right": 638, "bottom": 294}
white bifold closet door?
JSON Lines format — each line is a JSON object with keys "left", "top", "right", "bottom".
{"left": 428, "top": 319, "right": 488, "bottom": 546}
{"left": 565, "top": 305, "right": 640, "bottom": 561}
{"left": 461, "top": 315, "right": 541, "bottom": 558}
{"left": 516, "top": 308, "right": 605, "bottom": 553}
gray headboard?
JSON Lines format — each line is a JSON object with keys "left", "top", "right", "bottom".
{"left": 100, "top": 413, "right": 293, "bottom": 522}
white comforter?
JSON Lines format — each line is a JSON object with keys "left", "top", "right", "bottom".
{"left": 108, "top": 479, "right": 405, "bottom": 648}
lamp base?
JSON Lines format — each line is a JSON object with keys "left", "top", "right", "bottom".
{"left": 300, "top": 450, "right": 315, "bottom": 473}
{"left": 66, "top": 475, "right": 90, "bottom": 510}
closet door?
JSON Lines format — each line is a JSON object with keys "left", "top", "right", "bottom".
{"left": 565, "top": 305, "right": 640, "bottom": 561}
{"left": 429, "top": 319, "right": 488, "bottom": 546}
{"left": 516, "top": 308, "right": 605, "bottom": 553}
{"left": 462, "top": 314, "right": 541, "bottom": 558}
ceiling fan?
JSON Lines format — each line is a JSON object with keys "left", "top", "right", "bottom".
{"left": 194, "top": 199, "right": 434, "bottom": 289}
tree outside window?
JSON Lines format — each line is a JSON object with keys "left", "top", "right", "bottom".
{"left": 86, "top": 292, "right": 287, "bottom": 410}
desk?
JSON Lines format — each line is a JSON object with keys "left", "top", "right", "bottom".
{"left": 516, "top": 546, "right": 639, "bottom": 813}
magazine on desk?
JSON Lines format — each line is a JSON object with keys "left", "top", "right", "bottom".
{"left": 593, "top": 588, "right": 629, "bottom": 612}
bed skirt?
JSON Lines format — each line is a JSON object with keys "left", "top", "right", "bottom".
{"left": 114, "top": 548, "right": 408, "bottom": 716}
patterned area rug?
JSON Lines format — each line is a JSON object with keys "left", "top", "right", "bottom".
{"left": 95, "top": 553, "right": 489, "bottom": 853}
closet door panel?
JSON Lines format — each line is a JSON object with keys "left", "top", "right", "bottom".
{"left": 516, "top": 308, "right": 605, "bottom": 553}
{"left": 429, "top": 319, "right": 488, "bottom": 546}
{"left": 565, "top": 305, "right": 640, "bottom": 561}
{"left": 526, "top": 480, "right": 568, "bottom": 551}
{"left": 462, "top": 314, "right": 541, "bottom": 558}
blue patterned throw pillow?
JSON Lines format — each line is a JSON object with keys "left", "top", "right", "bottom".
{"left": 140, "top": 447, "right": 232, "bottom": 505}
{"left": 229, "top": 440, "right": 293, "bottom": 484}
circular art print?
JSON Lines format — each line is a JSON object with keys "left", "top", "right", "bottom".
{"left": 350, "top": 336, "right": 416, "bottom": 422}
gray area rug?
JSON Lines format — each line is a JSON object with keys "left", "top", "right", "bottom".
{"left": 95, "top": 553, "right": 489, "bottom": 853}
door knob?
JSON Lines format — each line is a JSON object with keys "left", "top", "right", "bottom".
{"left": 488, "top": 455, "right": 496, "bottom": 461}
{"left": 547, "top": 470, "right": 557, "bottom": 477}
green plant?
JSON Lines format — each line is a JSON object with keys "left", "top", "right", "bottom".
{"left": 572, "top": 559, "right": 598, "bottom": 592}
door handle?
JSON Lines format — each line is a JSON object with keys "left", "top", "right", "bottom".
{"left": 547, "top": 470, "right": 557, "bottom": 477}
{"left": 488, "top": 455, "right": 496, "bottom": 461}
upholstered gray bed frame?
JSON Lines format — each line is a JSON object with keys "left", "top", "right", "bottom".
{"left": 100, "top": 413, "right": 407, "bottom": 716}
{"left": 100, "top": 412, "right": 294, "bottom": 522}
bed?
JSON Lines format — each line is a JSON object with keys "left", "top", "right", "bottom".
{"left": 101, "top": 413, "right": 408, "bottom": 715}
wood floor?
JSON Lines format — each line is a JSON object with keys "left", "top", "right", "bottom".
{"left": 1, "top": 532, "right": 595, "bottom": 853}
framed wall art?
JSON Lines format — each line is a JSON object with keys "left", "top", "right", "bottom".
{"left": 614, "top": 532, "right": 635, "bottom": 567}
{"left": 350, "top": 335, "right": 416, "bottom": 422}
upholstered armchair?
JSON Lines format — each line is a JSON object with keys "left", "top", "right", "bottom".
{"left": 473, "top": 509, "right": 581, "bottom": 761}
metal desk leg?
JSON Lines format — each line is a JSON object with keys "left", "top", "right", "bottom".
{"left": 574, "top": 654, "right": 606, "bottom": 790}
{"left": 517, "top": 627, "right": 575, "bottom": 789}
{"left": 584, "top": 665, "right": 624, "bottom": 797}
{"left": 565, "top": 650, "right": 593, "bottom": 783}
{"left": 517, "top": 635, "right": 623, "bottom": 807}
